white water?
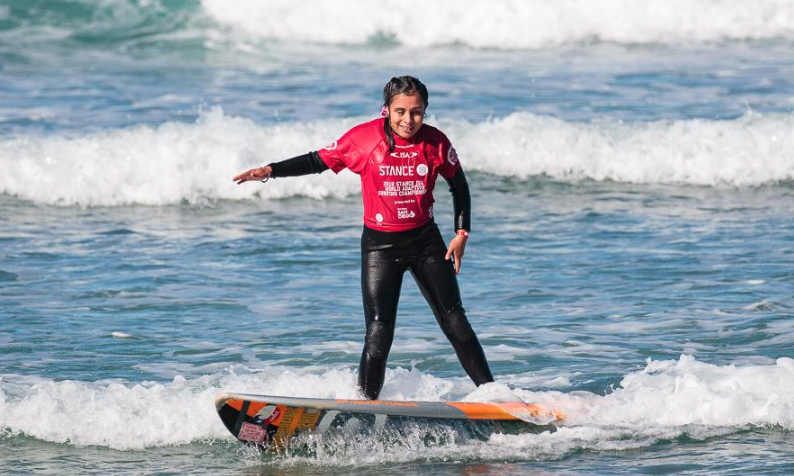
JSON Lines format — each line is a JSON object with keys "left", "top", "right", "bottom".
{"left": 1, "top": 355, "right": 792, "bottom": 453}
{"left": 5, "top": 0, "right": 794, "bottom": 55}
{"left": 1, "top": 109, "right": 792, "bottom": 207}
{"left": 203, "top": 0, "right": 794, "bottom": 49}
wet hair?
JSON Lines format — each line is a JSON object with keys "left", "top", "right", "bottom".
{"left": 382, "top": 76, "right": 429, "bottom": 152}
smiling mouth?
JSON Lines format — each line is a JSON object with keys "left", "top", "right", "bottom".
{"left": 391, "top": 121, "right": 416, "bottom": 138}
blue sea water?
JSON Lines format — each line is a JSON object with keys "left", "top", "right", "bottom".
{"left": 2, "top": 0, "right": 794, "bottom": 474}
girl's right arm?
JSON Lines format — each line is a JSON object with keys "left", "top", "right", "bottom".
{"left": 233, "top": 151, "right": 328, "bottom": 184}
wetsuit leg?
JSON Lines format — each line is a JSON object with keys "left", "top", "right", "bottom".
{"left": 359, "top": 231, "right": 407, "bottom": 400}
{"left": 410, "top": 226, "right": 494, "bottom": 386}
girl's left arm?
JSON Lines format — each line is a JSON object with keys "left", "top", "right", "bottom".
{"left": 444, "top": 168, "right": 470, "bottom": 274}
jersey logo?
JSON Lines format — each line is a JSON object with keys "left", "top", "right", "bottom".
{"left": 379, "top": 165, "right": 414, "bottom": 176}
{"left": 416, "top": 164, "right": 428, "bottom": 177}
{"left": 447, "top": 146, "right": 459, "bottom": 166}
{"left": 390, "top": 151, "right": 418, "bottom": 159}
{"left": 324, "top": 141, "right": 337, "bottom": 150}
{"left": 397, "top": 208, "right": 416, "bottom": 219}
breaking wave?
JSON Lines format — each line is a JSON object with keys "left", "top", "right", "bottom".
{"left": 203, "top": 0, "right": 794, "bottom": 49}
{"left": 1, "top": 109, "right": 793, "bottom": 206}
{"left": 0, "top": 355, "right": 792, "bottom": 456}
{"left": 2, "top": 0, "right": 794, "bottom": 58}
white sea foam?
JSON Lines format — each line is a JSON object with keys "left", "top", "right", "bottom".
{"left": 1, "top": 109, "right": 793, "bottom": 207}
{"left": 0, "top": 356, "right": 792, "bottom": 454}
{"left": 442, "top": 112, "right": 794, "bottom": 186}
{"left": 0, "top": 108, "right": 361, "bottom": 207}
{"left": 509, "top": 355, "right": 794, "bottom": 428}
{"left": 202, "top": 0, "right": 794, "bottom": 49}
{"left": 0, "top": 367, "right": 363, "bottom": 450}
{"left": 4, "top": 1, "right": 794, "bottom": 58}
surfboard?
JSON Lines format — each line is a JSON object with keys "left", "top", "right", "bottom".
{"left": 215, "top": 392, "right": 564, "bottom": 451}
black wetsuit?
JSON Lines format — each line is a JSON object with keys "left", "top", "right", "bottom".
{"left": 269, "top": 152, "right": 494, "bottom": 399}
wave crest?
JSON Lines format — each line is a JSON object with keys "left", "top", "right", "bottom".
{"left": 1, "top": 109, "right": 793, "bottom": 207}
{"left": 202, "top": 0, "right": 794, "bottom": 48}
{"left": 445, "top": 112, "right": 794, "bottom": 186}
{"left": 1, "top": 356, "right": 792, "bottom": 452}
{"left": 3, "top": 0, "right": 794, "bottom": 56}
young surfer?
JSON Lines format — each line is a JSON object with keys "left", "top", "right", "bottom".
{"left": 233, "top": 76, "right": 494, "bottom": 399}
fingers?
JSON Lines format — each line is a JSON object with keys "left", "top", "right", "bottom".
{"left": 235, "top": 173, "right": 254, "bottom": 184}
{"left": 447, "top": 236, "right": 467, "bottom": 275}
{"left": 454, "top": 249, "right": 462, "bottom": 274}
{"left": 446, "top": 243, "right": 462, "bottom": 274}
{"left": 233, "top": 167, "right": 268, "bottom": 185}
{"left": 233, "top": 169, "right": 254, "bottom": 183}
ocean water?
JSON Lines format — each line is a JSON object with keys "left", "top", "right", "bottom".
{"left": 1, "top": 0, "right": 794, "bottom": 474}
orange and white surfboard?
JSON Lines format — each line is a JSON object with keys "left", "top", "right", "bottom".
{"left": 215, "top": 393, "right": 563, "bottom": 450}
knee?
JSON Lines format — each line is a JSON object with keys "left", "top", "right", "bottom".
{"left": 363, "top": 321, "right": 393, "bottom": 360}
{"left": 441, "top": 306, "right": 477, "bottom": 344}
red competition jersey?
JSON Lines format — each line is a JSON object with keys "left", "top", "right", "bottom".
{"left": 317, "top": 118, "right": 461, "bottom": 232}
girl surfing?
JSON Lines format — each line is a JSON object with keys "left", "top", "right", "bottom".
{"left": 233, "top": 76, "right": 494, "bottom": 399}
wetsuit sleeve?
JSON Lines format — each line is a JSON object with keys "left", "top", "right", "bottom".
{"left": 315, "top": 128, "right": 368, "bottom": 175}
{"left": 268, "top": 152, "right": 328, "bottom": 178}
{"left": 445, "top": 168, "right": 471, "bottom": 232}
{"left": 437, "top": 134, "right": 462, "bottom": 179}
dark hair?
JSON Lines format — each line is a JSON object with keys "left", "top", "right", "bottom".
{"left": 382, "top": 76, "right": 429, "bottom": 152}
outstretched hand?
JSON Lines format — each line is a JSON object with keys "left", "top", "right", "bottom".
{"left": 233, "top": 166, "right": 272, "bottom": 184}
{"left": 445, "top": 234, "right": 468, "bottom": 275}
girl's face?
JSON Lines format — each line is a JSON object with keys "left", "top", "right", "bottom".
{"left": 387, "top": 93, "right": 425, "bottom": 139}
